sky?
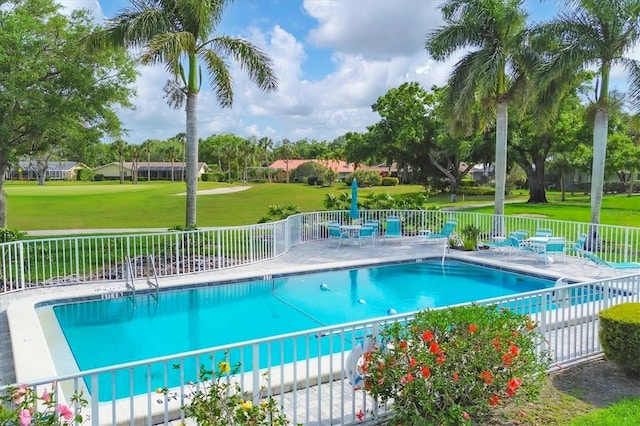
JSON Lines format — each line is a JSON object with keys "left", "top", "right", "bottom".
{"left": 54, "top": 0, "right": 637, "bottom": 145}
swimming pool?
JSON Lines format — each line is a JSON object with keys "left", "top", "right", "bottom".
{"left": 43, "top": 259, "right": 555, "bottom": 401}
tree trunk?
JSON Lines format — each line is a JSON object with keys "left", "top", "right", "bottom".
{"left": 185, "top": 92, "right": 198, "bottom": 228}
{"left": 527, "top": 173, "right": 548, "bottom": 203}
{"left": 590, "top": 107, "right": 608, "bottom": 224}
{"left": 560, "top": 169, "right": 566, "bottom": 202}
{"left": 147, "top": 153, "right": 151, "bottom": 183}
{"left": 493, "top": 101, "right": 508, "bottom": 236}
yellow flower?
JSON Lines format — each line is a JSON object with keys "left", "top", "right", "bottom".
{"left": 241, "top": 400, "right": 253, "bottom": 411}
{"left": 218, "top": 361, "right": 230, "bottom": 374}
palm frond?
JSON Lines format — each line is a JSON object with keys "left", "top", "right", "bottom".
{"left": 140, "top": 31, "right": 195, "bottom": 72}
{"left": 622, "top": 57, "right": 640, "bottom": 110}
{"left": 209, "top": 36, "right": 278, "bottom": 92}
{"left": 200, "top": 49, "right": 233, "bottom": 108}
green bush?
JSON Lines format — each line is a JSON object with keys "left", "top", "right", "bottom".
{"left": 345, "top": 170, "right": 382, "bottom": 187}
{"left": 381, "top": 177, "right": 399, "bottom": 186}
{"left": 458, "top": 186, "right": 495, "bottom": 196}
{"left": 363, "top": 305, "right": 549, "bottom": 425}
{"left": 599, "top": 303, "right": 640, "bottom": 373}
{"left": 0, "top": 228, "right": 27, "bottom": 243}
{"left": 76, "top": 168, "right": 95, "bottom": 181}
{"left": 94, "top": 174, "right": 104, "bottom": 181}
{"left": 460, "top": 178, "right": 477, "bottom": 187}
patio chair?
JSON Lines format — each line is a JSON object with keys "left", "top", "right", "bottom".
{"left": 422, "top": 219, "right": 457, "bottom": 243}
{"left": 363, "top": 220, "right": 380, "bottom": 237}
{"left": 535, "top": 237, "right": 567, "bottom": 264}
{"left": 579, "top": 250, "right": 640, "bottom": 276}
{"left": 565, "top": 233, "right": 588, "bottom": 257}
{"left": 357, "top": 225, "right": 376, "bottom": 247}
{"left": 534, "top": 228, "right": 553, "bottom": 237}
{"left": 383, "top": 216, "right": 402, "bottom": 242}
{"left": 328, "top": 224, "right": 350, "bottom": 247}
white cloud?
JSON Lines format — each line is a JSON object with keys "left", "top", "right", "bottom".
{"left": 54, "top": 0, "right": 104, "bottom": 21}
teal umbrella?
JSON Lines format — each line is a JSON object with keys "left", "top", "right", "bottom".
{"left": 349, "top": 179, "right": 359, "bottom": 219}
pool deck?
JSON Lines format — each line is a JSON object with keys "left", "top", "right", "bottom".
{"left": 0, "top": 236, "right": 614, "bottom": 390}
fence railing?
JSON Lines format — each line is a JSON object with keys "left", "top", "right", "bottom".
{"left": 1, "top": 210, "right": 639, "bottom": 294}
{"left": 3, "top": 271, "right": 639, "bottom": 425}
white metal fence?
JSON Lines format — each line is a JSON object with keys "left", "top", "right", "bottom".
{"left": 1, "top": 210, "right": 639, "bottom": 293}
{"left": 1, "top": 211, "right": 640, "bottom": 425}
{"left": 2, "top": 271, "right": 640, "bottom": 425}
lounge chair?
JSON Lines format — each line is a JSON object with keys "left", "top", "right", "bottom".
{"left": 363, "top": 220, "right": 380, "bottom": 237}
{"left": 485, "top": 231, "right": 528, "bottom": 255}
{"left": 328, "top": 224, "right": 350, "bottom": 247}
{"left": 422, "top": 219, "right": 457, "bottom": 243}
{"left": 383, "top": 216, "right": 402, "bottom": 242}
{"left": 580, "top": 250, "right": 640, "bottom": 275}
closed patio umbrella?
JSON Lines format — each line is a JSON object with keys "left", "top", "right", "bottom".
{"left": 349, "top": 179, "right": 359, "bottom": 219}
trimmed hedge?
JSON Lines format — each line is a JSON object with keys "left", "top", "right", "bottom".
{"left": 599, "top": 302, "right": 640, "bottom": 374}
{"left": 458, "top": 186, "right": 495, "bottom": 196}
{"left": 381, "top": 177, "right": 399, "bottom": 186}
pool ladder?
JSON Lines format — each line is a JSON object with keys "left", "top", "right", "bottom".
{"left": 124, "top": 255, "right": 160, "bottom": 310}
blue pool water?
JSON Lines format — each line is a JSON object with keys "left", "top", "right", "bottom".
{"left": 50, "top": 260, "right": 554, "bottom": 400}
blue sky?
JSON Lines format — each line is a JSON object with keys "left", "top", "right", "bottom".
{"left": 55, "top": 0, "right": 635, "bottom": 145}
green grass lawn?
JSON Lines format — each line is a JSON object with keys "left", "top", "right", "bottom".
{"left": 3, "top": 181, "right": 639, "bottom": 230}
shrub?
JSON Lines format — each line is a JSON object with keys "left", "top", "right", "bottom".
{"left": 460, "top": 178, "right": 477, "bottom": 187}
{"left": 0, "top": 228, "right": 27, "bottom": 243}
{"left": 346, "top": 170, "right": 382, "bottom": 187}
{"left": 599, "top": 303, "right": 640, "bottom": 374}
{"left": 381, "top": 177, "right": 399, "bottom": 186}
{"left": 363, "top": 304, "right": 549, "bottom": 425}
{"left": 181, "top": 361, "right": 288, "bottom": 425}
{"left": 460, "top": 224, "right": 482, "bottom": 251}
{"left": 76, "top": 168, "right": 95, "bottom": 181}
{"left": 458, "top": 186, "right": 495, "bottom": 196}
{"left": 201, "top": 173, "right": 215, "bottom": 182}
{"left": 0, "top": 383, "right": 87, "bottom": 425}
{"left": 94, "top": 174, "right": 104, "bottom": 181}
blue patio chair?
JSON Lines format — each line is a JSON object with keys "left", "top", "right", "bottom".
{"left": 358, "top": 225, "right": 376, "bottom": 246}
{"left": 535, "top": 237, "right": 567, "bottom": 264}
{"left": 383, "top": 216, "right": 402, "bottom": 242}
{"left": 423, "top": 219, "right": 457, "bottom": 243}
{"left": 534, "top": 228, "right": 553, "bottom": 237}
{"left": 328, "top": 224, "right": 350, "bottom": 247}
{"left": 364, "top": 220, "right": 380, "bottom": 237}
{"left": 579, "top": 250, "right": 640, "bottom": 276}
{"left": 565, "top": 233, "right": 588, "bottom": 257}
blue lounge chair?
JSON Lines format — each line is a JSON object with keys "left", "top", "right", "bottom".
{"left": 580, "top": 250, "right": 640, "bottom": 275}
{"left": 363, "top": 220, "right": 380, "bottom": 237}
{"left": 486, "top": 231, "right": 528, "bottom": 255}
{"left": 383, "top": 216, "right": 402, "bottom": 242}
{"left": 566, "top": 233, "right": 588, "bottom": 257}
{"left": 534, "top": 228, "right": 553, "bottom": 237}
{"left": 328, "top": 224, "right": 350, "bottom": 247}
{"left": 422, "top": 220, "right": 457, "bottom": 243}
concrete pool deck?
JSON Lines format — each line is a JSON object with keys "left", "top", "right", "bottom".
{"left": 0, "top": 236, "right": 616, "bottom": 389}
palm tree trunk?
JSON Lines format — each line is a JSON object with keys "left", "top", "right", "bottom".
{"left": 185, "top": 92, "right": 198, "bottom": 227}
{"left": 493, "top": 101, "right": 508, "bottom": 236}
{"left": 590, "top": 107, "right": 608, "bottom": 224}
{"left": 147, "top": 153, "right": 151, "bottom": 183}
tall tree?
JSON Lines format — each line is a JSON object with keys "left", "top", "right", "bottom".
{"left": 0, "top": 0, "right": 135, "bottom": 226}
{"left": 90, "top": 0, "right": 278, "bottom": 227}
{"left": 141, "top": 139, "right": 155, "bottom": 182}
{"left": 111, "top": 139, "right": 128, "bottom": 184}
{"left": 258, "top": 137, "right": 273, "bottom": 181}
{"left": 426, "top": 0, "right": 531, "bottom": 231}
{"left": 536, "top": 0, "right": 640, "bottom": 223}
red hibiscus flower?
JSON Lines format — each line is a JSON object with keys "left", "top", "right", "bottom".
{"left": 422, "top": 330, "right": 434, "bottom": 342}
{"left": 421, "top": 366, "right": 431, "bottom": 378}
{"left": 469, "top": 324, "right": 477, "bottom": 333}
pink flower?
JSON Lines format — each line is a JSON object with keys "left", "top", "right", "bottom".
{"left": 57, "top": 404, "right": 74, "bottom": 421}
{"left": 19, "top": 409, "right": 32, "bottom": 426}
{"left": 462, "top": 411, "right": 470, "bottom": 420}
{"left": 13, "top": 384, "right": 28, "bottom": 404}
{"left": 356, "top": 409, "right": 364, "bottom": 421}
{"left": 41, "top": 389, "right": 51, "bottom": 402}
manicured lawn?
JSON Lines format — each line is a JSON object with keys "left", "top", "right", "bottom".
{"left": 569, "top": 399, "right": 640, "bottom": 425}
{"left": 3, "top": 181, "right": 638, "bottom": 230}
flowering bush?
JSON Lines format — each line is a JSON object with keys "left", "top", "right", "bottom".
{"left": 362, "top": 304, "right": 550, "bottom": 425}
{"left": 181, "top": 360, "right": 289, "bottom": 425}
{"left": 0, "top": 383, "right": 87, "bottom": 425}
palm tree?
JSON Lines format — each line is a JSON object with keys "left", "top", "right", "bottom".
{"left": 129, "top": 144, "right": 143, "bottom": 184}
{"left": 111, "top": 139, "right": 128, "bottom": 184}
{"left": 171, "top": 132, "right": 187, "bottom": 182}
{"left": 141, "top": 139, "right": 155, "bottom": 182}
{"left": 535, "top": 0, "right": 640, "bottom": 224}
{"left": 89, "top": 0, "right": 278, "bottom": 227}
{"left": 258, "top": 136, "right": 273, "bottom": 181}
{"left": 426, "top": 0, "right": 530, "bottom": 234}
